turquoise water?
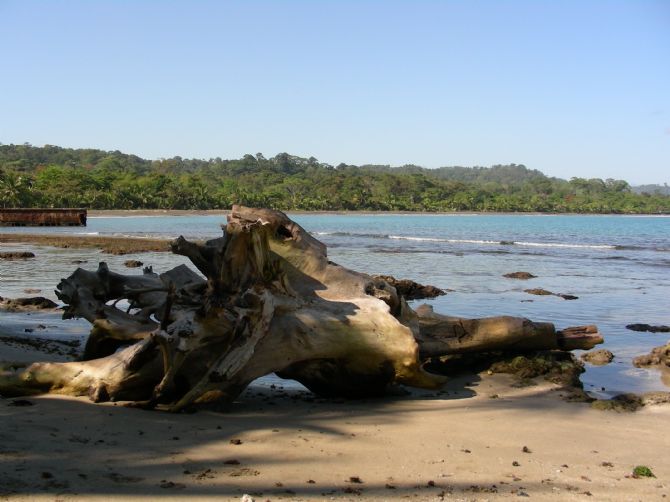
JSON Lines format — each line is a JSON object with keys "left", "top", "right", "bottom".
{"left": 2, "top": 213, "right": 669, "bottom": 397}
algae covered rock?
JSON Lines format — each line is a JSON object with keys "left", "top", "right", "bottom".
{"left": 591, "top": 393, "right": 643, "bottom": 412}
{"left": 580, "top": 349, "right": 614, "bottom": 366}
{"left": 504, "top": 271, "right": 536, "bottom": 280}
{"left": 633, "top": 342, "right": 670, "bottom": 368}
{"left": 488, "top": 351, "right": 585, "bottom": 388}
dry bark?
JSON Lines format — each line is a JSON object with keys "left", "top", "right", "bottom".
{"left": 0, "top": 206, "right": 603, "bottom": 410}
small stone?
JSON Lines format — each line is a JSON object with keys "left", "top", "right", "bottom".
{"left": 581, "top": 349, "right": 614, "bottom": 366}
{"left": 524, "top": 288, "right": 554, "bottom": 296}
{"left": 504, "top": 272, "right": 536, "bottom": 280}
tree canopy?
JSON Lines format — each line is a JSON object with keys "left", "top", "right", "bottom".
{"left": 1, "top": 143, "right": 668, "bottom": 213}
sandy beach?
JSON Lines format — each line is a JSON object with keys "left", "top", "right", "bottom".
{"left": 0, "top": 337, "right": 668, "bottom": 501}
{"left": 1, "top": 224, "right": 669, "bottom": 501}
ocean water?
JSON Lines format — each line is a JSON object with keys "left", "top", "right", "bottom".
{"left": 1, "top": 213, "right": 669, "bottom": 397}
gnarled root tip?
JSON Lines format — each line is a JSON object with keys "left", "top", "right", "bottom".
{"left": 557, "top": 325, "right": 603, "bottom": 350}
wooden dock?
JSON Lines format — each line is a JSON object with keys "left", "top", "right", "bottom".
{"left": 0, "top": 208, "right": 87, "bottom": 226}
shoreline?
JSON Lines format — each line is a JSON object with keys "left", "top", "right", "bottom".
{"left": 0, "top": 233, "right": 172, "bottom": 255}
{"left": 86, "top": 209, "right": 670, "bottom": 218}
{"left": 2, "top": 244, "right": 670, "bottom": 498}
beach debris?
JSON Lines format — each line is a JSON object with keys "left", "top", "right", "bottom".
{"left": 240, "top": 495, "right": 255, "bottom": 502}
{"left": 0, "top": 206, "right": 604, "bottom": 411}
{"left": 229, "top": 468, "right": 260, "bottom": 477}
{"left": 124, "top": 259, "right": 144, "bottom": 268}
{"left": 626, "top": 323, "right": 670, "bottom": 333}
{"left": 580, "top": 349, "right": 614, "bottom": 366}
{"left": 0, "top": 251, "right": 35, "bottom": 260}
{"left": 632, "top": 465, "right": 655, "bottom": 478}
{"left": 23, "top": 288, "right": 41, "bottom": 294}
{"left": 504, "top": 271, "right": 536, "bottom": 280}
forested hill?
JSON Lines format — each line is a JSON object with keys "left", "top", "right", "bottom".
{"left": 1, "top": 143, "right": 668, "bottom": 213}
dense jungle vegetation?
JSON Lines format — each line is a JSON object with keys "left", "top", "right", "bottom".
{"left": 1, "top": 143, "right": 668, "bottom": 213}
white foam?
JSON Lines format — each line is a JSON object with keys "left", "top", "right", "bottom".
{"left": 515, "top": 241, "right": 615, "bottom": 250}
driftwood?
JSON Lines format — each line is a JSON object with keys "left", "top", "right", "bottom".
{"left": 0, "top": 206, "right": 603, "bottom": 410}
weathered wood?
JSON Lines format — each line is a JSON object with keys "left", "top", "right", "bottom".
{"left": 0, "top": 206, "right": 603, "bottom": 410}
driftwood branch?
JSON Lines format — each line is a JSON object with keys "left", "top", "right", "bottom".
{"left": 0, "top": 206, "right": 603, "bottom": 410}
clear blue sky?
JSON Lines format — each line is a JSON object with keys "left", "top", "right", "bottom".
{"left": 1, "top": 1, "right": 668, "bottom": 184}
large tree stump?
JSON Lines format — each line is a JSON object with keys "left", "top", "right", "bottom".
{"left": 0, "top": 206, "right": 603, "bottom": 410}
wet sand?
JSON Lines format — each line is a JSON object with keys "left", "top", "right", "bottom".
{"left": 0, "top": 234, "right": 171, "bottom": 255}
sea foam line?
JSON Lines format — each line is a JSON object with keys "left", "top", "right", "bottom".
{"left": 314, "top": 231, "right": 626, "bottom": 250}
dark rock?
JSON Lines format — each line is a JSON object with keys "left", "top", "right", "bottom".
{"left": 626, "top": 323, "right": 670, "bottom": 333}
{"left": 0, "top": 251, "right": 35, "bottom": 260}
{"left": 558, "top": 294, "right": 579, "bottom": 300}
{"left": 373, "top": 275, "right": 445, "bottom": 300}
{"left": 124, "top": 259, "right": 144, "bottom": 268}
{"left": 504, "top": 271, "right": 536, "bottom": 280}
{"left": 2, "top": 296, "right": 59, "bottom": 310}
{"left": 580, "top": 349, "right": 614, "bottom": 366}
{"left": 524, "top": 288, "right": 553, "bottom": 296}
